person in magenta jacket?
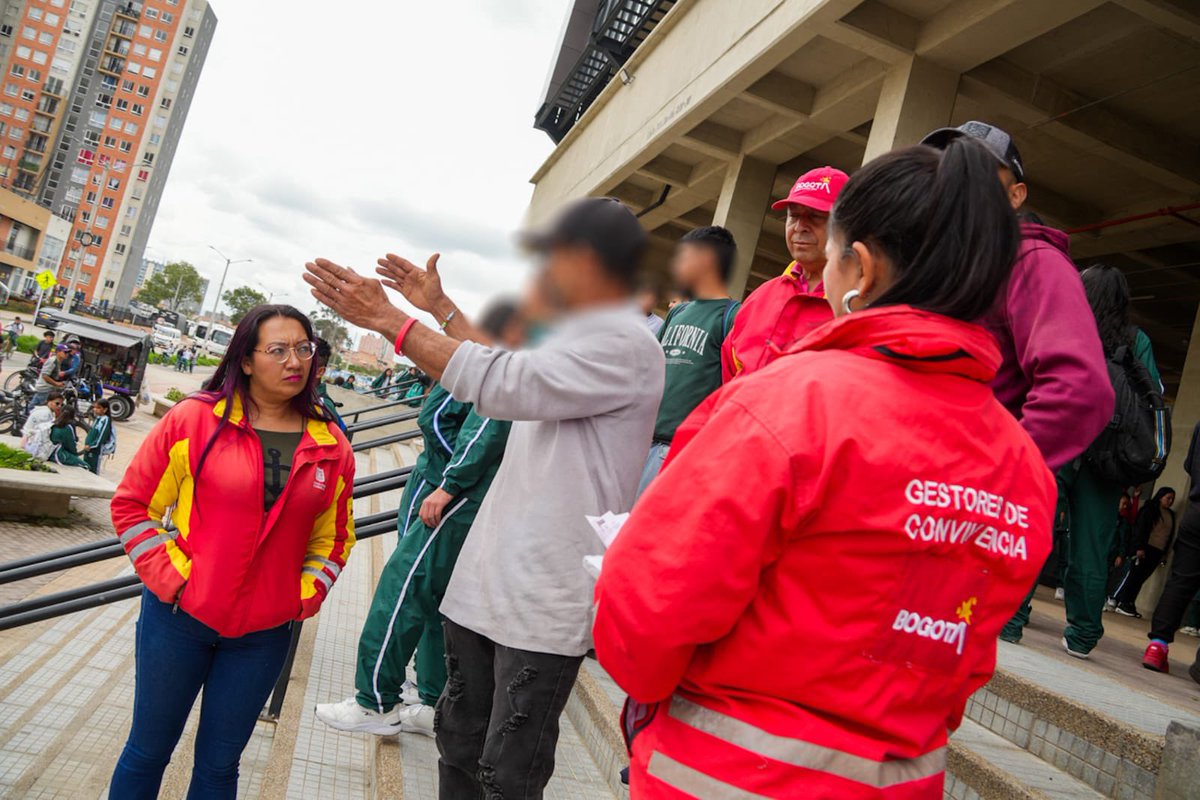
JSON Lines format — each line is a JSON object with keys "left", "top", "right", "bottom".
{"left": 922, "top": 122, "right": 1113, "bottom": 473}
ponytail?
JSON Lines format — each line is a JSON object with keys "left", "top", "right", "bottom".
{"left": 830, "top": 138, "right": 1019, "bottom": 321}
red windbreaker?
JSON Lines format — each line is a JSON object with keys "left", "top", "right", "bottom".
{"left": 595, "top": 307, "right": 1055, "bottom": 799}
{"left": 720, "top": 262, "right": 833, "bottom": 381}
{"left": 112, "top": 395, "right": 356, "bottom": 637}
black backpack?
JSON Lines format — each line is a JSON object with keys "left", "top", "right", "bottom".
{"left": 1084, "top": 344, "right": 1171, "bottom": 486}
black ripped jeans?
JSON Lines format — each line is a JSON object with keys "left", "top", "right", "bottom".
{"left": 436, "top": 620, "right": 583, "bottom": 800}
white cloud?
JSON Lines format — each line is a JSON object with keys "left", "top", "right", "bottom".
{"left": 146, "top": 0, "right": 568, "bottom": 342}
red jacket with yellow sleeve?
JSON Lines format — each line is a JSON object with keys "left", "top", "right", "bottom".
{"left": 111, "top": 394, "right": 356, "bottom": 637}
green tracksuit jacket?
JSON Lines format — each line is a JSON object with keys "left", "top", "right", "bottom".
{"left": 356, "top": 390, "right": 510, "bottom": 711}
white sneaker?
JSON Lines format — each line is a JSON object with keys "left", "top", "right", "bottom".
{"left": 315, "top": 697, "right": 403, "bottom": 735}
{"left": 1054, "top": 587, "right": 1065, "bottom": 601}
{"left": 400, "top": 679, "right": 420, "bottom": 706}
{"left": 1179, "top": 626, "right": 1200, "bottom": 638}
{"left": 397, "top": 703, "right": 436, "bottom": 738}
{"left": 1062, "top": 637, "right": 1090, "bottom": 660}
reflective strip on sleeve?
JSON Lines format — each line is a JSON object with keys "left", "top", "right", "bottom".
{"left": 647, "top": 752, "right": 771, "bottom": 800}
{"left": 118, "top": 519, "right": 162, "bottom": 547}
{"left": 309, "top": 554, "right": 342, "bottom": 579}
{"left": 303, "top": 565, "right": 334, "bottom": 592}
{"left": 126, "top": 533, "right": 170, "bottom": 563}
{"left": 668, "top": 696, "right": 946, "bottom": 789}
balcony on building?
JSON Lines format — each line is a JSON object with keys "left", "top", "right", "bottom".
{"left": 42, "top": 78, "right": 65, "bottom": 98}
{"left": 25, "top": 134, "right": 48, "bottom": 155}
{"left": 99, "top": 56, "right": 126, "bottom": 77}
{"left": 114, "top": 2, "right": 143, "bottom": 21}
{"left": 113, "top": 20, "right": 138, "bottom": 38}
{"left": 105, "top": 36, "right": 131, "bottom": 57}
{"left": 35, "top": 95, "right": 58, "bottom": 115}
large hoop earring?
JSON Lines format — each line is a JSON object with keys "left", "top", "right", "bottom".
{"left": 841, "top": 289, "right": 862, "bottom": 315}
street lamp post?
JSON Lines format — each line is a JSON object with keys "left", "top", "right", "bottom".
{"left": 205, "top": 245, "right": 252, "bottom": 351}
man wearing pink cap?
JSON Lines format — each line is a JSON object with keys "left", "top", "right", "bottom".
{"left": 721, "top": 166, "right": 849, "bottom": 381}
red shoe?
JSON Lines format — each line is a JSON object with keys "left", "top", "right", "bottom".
{"left": 1142, "top": 641, "right": 1169, "bottom": 673}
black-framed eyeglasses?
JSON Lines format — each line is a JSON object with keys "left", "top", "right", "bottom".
{"left": 254, "top": 341, "right": 317, "bottom": 363}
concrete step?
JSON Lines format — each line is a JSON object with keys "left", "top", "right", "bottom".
{"left": 957, "top": 641, "right": 1200, "bottom": 800}
{"left": 947, "top": 718, "right": 1105, "bottom": 800}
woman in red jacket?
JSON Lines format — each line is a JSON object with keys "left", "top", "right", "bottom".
{"left": 109, "top": 305, "right": 355, "bottom": 799}
{"left": 594, "top": 140, "right": 1057, "bottom": 799}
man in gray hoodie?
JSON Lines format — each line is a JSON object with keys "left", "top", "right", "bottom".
{"left": 304, "top": 197, "right": 664, "bottom": 799}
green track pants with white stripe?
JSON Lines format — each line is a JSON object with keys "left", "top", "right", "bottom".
{"left": 354, "top": 484, "right": 480, "bottom": 711}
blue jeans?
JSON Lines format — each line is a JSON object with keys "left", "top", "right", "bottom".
{"left": 636, "top": 442, "right": 671, "bottom": 498}
{"left": 109, "top": 590, "right": 293, "bottom": 799}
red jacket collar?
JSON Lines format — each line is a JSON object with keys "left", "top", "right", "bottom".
{"left": 788, "top": 305, "right": 1000, "bottom": 383}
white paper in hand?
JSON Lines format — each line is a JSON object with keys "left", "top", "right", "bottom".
{"left": 585, "top": 511, "right": 630, "bottom": 549}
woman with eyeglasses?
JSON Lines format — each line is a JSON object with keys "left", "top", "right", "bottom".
{"left": 109, "top": 304, "right": 356, "bottom": 799}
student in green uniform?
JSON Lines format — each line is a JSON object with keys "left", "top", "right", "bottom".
{"left": 638, "top": 226, "right": 740, "bottom": 495}
{"left": 49, "top": 405, "right": 89, "bottom": 469}
{"left": 316, "top": 300, "right": 524, "bottom": 737}
{"left": 82, "top": 399, "right": 113, "bottom": 474}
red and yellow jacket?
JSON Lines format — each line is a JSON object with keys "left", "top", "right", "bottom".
{"left": 596, "top": 307, "right": 1055, "bottom": 799}
{"left": 721, "top": 262, "right": 833, "bottom": 381}
{"left": 112, "top": 394, "right": 356, "bottom": 637}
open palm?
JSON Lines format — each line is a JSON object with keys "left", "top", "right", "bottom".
{"left": 377, "top": 253, "right": 445, "bottom": 313}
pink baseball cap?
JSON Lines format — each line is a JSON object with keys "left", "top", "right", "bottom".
{"left": 771, "top": 166, "right": 850, "bottom": 213}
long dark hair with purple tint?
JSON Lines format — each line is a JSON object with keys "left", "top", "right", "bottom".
{"left": 189, "top": 304, "right": 332, "bottom": 502}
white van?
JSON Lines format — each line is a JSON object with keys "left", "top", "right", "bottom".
{"left": 151, "top": 323, "right": 182, "bottom": 351}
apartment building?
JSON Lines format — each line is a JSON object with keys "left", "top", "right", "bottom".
{"left": 0, "top": 0, "right": 215, "bottom": 305}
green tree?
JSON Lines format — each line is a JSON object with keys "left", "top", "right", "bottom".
{"left": 222, "top": 286, "right": 267, "bottom": 325}
{"left": 311, "top": 305, "right": 352, "bottom": 352}
{"left": 136, "top": 261, "right": 205, "bottom": 312}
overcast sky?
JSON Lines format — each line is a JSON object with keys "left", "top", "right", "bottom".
{"left": 146, "top": 0, "right": 571, "bottom": 346}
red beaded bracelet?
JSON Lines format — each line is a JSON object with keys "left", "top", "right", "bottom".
{"left": 394, "top": 318, "right": 419, "bottom": 356}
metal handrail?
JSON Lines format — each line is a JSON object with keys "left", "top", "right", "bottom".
{"left": 343, "top": 396, "right": 425, "bottom": 423}
{"left": 344, "top": 409, "right": 419, "bottom": 435}
{"left": 351, "top": 428, "right": 422, "bottom": 453}
{"left": 0, "top": 470, "right": 416, "bottom": 586}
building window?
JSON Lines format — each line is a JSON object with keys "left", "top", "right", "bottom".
{"left": 125, "top": 205, "right": 137, "bottom": 217}
{"left": 183, "top": 26, "right": 193, "bottom": 38}
{"left": 142, "top": 152, "right": 153, "bottom": 165}
{"left": 123, "top": 122, "right": 136, "bottom": 134}
{"left": 21, "top": 27, "right": 35, "bottom": 41}
{"left": 16, "top": 46, "right": 31, "bottom": 59}
{"left": 114, "top": 98, "right": 129, "bottom": 111}
{"left": 3, "top": 84, "right": 18, "bottom": 97}
{"left": 109, "top": 118, "right": 121, "bottom": 130}
{"left": 77, "top": 148, "right": 95, "bottom": 164}
{"left": 107, "top": 177, "right": 119, "bottom": 190}
{"left": 119, "top": 140, "right": 131, "bottom": 153}
{"left": 154, "top": 30, "right": 167, "bottom": 43}
{"left": 119, "top": 224, "right": 131, "bottom": 236}
{"left": 142, "top": 67, "right": 155, "bottom": 79}
{"left": 38, "top": 31, "right": 52, "bottom": 45}
{"left": 128, "top": 62, "right": 140, "bottom": 74}
{"left": 95, "top": 215, "right": 109, "bottom": 229}
{"left": 121, "top": 79, "right": 134, "bottom": 91}
{"left": 177, "top": 45, "right": 188, "bottom": 57}
{"left": 13, "top": 108, "right": 28, "bottom": 121}
{"left": 162, "top": 12, "right": 173, "bottom": 23}
{"left": 28, "top": 7, "right": 44, "bottom": 19}
{"left": 101, "top": 195, "right": 114, "bottom": 208}
{"left": 96, "top": 92, "right": 112, "bottom": 108}
{"left": 0, "top": 104, "right": 10, "bottom": 116}
{"left": 133, "top": 43, "right": 147, "bottom": 56}
{"left": 102, "top": 135, "right": 116, "bottom": 148}
{"left": 148, "top": 47, "right": 162, "bottom": 62}
{"left": 8, "top": 126, "right": 22, "bottom": 140}
{"left": 131, "top": 103, "right": 143, "bottom": 116}
{"left": 88, "top": 110, "right": 106, "bottom": 128}
{"left": 136, "top": 169, "right": 148, "bottom": 181}
{"left": 159, "top": 98, "right": 170, "bottom": 109}
{"left": 0, "top": 25, "right": 12, "bottom": 38}
{"left": 145, "top": 8, "right": 158, "bottom": 18}
{"left": 85, "top": 190, "right": 96, "bottom": 204}
{"left": 136, "top": 85, "right": 149, "bottom": 97}
{"left": 114, "top": 243, "right": 126, "bottom": 255}
{"left": 147, "top": 133, "right": 160, "bottom": 145}
{"left": 20, "top": 89, "right": 34, "bottom": 101}
{"left": 112, "top": 159, "right": 126, "bottom": 172}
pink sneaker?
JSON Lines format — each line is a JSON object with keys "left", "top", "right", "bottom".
{"left": 1142, "top": 641, "right": 1169, "bottom": 674}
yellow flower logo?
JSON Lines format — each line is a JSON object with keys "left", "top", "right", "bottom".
{"left": 956, "top": 597, "right": 978, "bottom": 625}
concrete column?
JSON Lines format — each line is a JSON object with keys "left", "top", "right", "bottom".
{"left": 1138, "top": 302, "right": 1200, "bottom": 609}
{"left": 711, "top": 154, "right": 775, "bottom": 299}
{"left": 862, "top": 55, "right": 960, "bottom": 164}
